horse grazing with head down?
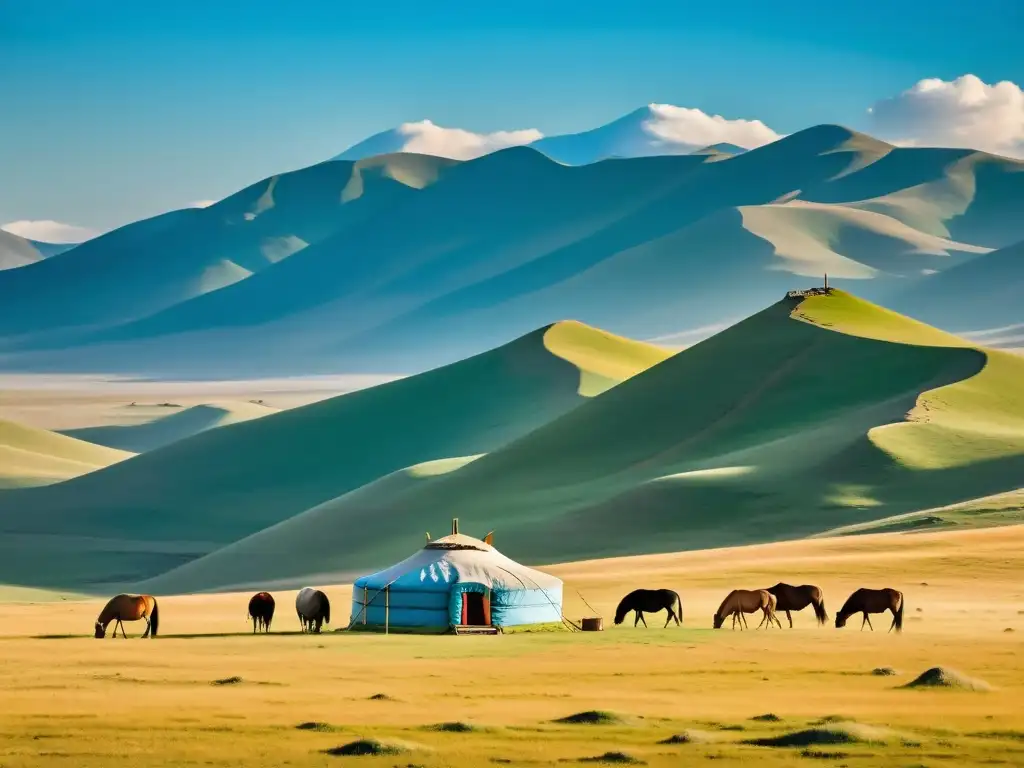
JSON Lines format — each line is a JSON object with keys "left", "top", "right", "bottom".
{"left": 296, "top": 587, "right": 330, "bottom": 633}
{"left": 713, "top": 589, "right": 781, "bottom": 630}
{"left": 94, "top": 594, "right": 160, "bottom": 638}
{"left": 613, "top": 589, "right": 683, "bottom": 628}
{"left": 248, "top": 592, "right": 275, "bottom": 633}
{"left": 765, "top": 583, "right": 828, "bottom": 628}
{"left": 836, "top": 587, "right": 904, "bottom": 632}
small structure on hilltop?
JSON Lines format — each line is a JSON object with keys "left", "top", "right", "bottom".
{"left": 786, "top": 273, "right": 833, "bottom": 300}
{"left": 348, "top": 518, "right": 564, "bottom": 634}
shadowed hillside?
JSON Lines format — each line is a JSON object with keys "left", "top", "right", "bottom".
{"left": 61, "top": 401, "right": 278, "bottom": 453}
{"left": 893, "top": 239, "right": 1024, "bottom": 340}
{"left": 0, "top": 322, "right": 669, "bottom": 588}
{"left": 1, "top": 126, "right": 1020, "bottom": 378}
{"left": 0, "top": 153, "right": 457, "bottom": 344}
{"left": 144, "top": 291, "right": 1024, "bottom": 593}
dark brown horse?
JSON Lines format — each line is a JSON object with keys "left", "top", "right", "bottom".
{"left": 94, "top": 594, "right": 160, "bottom": 638}
{"left": 613, "top": 589, "right": 683, "bottom": 628}
{"left": 248, "top": 592, "right": 275, "bottom": 633}
{"left": 835, "top": 587, "right": 904, "bottom": 632}
{"left": 713, "top": 589, "right": 781, "bottom": 630}
{"left": 765, "top": 583, "right": 828, "bottom": 628}
{"left": 296, "top": 587, "right": 331, "bottom": 633}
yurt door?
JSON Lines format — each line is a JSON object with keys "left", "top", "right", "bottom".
{"left": 461, "top": 591, "right": 491, "bottom": 626}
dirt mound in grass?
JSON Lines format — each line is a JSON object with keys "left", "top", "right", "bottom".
{"left": 324, "top": 738, "right": 415, "bottom": 756}
{"left": 578, "top": 752, "right": 645, "bottom": 764}
{"left": 745, "top": 722, "right": 892, "bottom": 747}
{"left": 901, "top": 667, "right": 991, "bottom": 691}
{"left": 554, "top": 711, "right": 629, "bottom": 726}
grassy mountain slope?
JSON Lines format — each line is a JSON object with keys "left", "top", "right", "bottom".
{"left": 149, "top": 291, "right": 1024, "bottom": 591}
{"left": 61, "top": 401, "right": 278, "bottom": 453}
{"left": 3, "top": 126, "right": 1020, "bottom": 378}
{"left": 0, "top": 418, "right": 132, "bottom": 489}
{"left": 0, "top": 322, "right": 667, "bottom": 589}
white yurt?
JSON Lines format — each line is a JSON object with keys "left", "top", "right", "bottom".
{"left": 349, "top": 520, "right": 563, "bottom": 633}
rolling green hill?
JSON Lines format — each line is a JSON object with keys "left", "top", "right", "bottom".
{"left": 0, "top": 321, "right": 669, "bottom": 589}
{"left": 0, "top": 418, "right": 132, "bottom": 489}
{"left": 3, "top": 126, "right": 1021, "bottom": 378}
{"left": 144, "top": 290, "right": 1024, "bottom": 593}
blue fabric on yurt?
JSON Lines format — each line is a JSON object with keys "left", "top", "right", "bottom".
{"left": 350, "top": 533, "right": 563, "bottom": 631}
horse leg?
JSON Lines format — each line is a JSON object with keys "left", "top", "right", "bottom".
{"left": 756, "top": 610, "right": 768, "bottom": 629}
{"left": 142, "top": 616, "right": 151, "bottom": 638}
{"left": 634, "top": 610, "right": 640, "bottom": 627}
{"left": 663, "top": 608, "right": 674, "bottom": 628}
{"left": 865, "top": 615, "right": 874, "bottom": 632}
{"left": 786, "top": 610, "right": 793, "bottom": 629}
{"left": 639, "top": 612, "right": 648, "bottom": 628}
{"left": 118, "top": 619, "right": 127, "bottom": 639}
{"left": 740, "top": 611, "right": 750, "bottom": 630}
{"left": 860, "top": 614, "right": 867, "bottom": 631}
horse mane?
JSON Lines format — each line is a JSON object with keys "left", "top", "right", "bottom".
{"left": 714, "top": 589, "right": 738, "bottom": 618}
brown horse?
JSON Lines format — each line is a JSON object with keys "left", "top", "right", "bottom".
{"left": 94, "top": 594, "right": 160, "bottom": 638}
{"left": 835, "top": 587, "right": 904, "bottom": 632}
{"left": 248, "top": 592, "right": 275, "bottom": 633}
{"left": 765, "top": 583, "right": 828, "bottom": 628}
{"left": 713, "top": 589, "right": 781, "bottom": 630}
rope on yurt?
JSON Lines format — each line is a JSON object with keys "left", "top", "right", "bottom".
{"left": 494, "top": 565, "right": 579, "bottom": 633}
{"left": 344, "top": 573, "right": 405, "bottom": 632}
{"left": 576, "top": 589, "right": 601, "bottom": 619}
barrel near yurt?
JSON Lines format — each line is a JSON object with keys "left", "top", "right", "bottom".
{"left": 581, "top": 617, "right": 603, "bottom": 631}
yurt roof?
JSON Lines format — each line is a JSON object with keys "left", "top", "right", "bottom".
{"left": 354, "top": 532, "right": 561, "bottom": 592}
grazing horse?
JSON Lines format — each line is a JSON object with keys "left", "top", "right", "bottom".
{"left": 248, "top": 592, "right": 275, "bottom": 633}
{"left": 296, "top": 587, "right": 331, "bottom": 633}
{"left": 765, "top": 583, "right": 828, "bottom": 628}
{"left": 713, "top": 589, "right": 781, "bottom": 630}
{"left": 613, "top": 589, "right": 683, "bottom": 628}
{"left": 835, "top": 588, "right": 904, "bottom": 632}
{"left": 94, "top": 594, "right": 160, "bottom": 639}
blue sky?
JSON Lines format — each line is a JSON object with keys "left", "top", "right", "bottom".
{"left": 2, "top": 0, "right": 1023, "bottom": 234}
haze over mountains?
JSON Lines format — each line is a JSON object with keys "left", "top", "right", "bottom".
{"left": 1, "top": 122, "right": 1022, "bottom": 380}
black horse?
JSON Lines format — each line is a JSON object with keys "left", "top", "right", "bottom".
{"left": 613, "top": 589, "right": 683, "bottom": 628}
{"left": 296, "top": 587, "right": 331, "bottom": 633}
{"left": 248, "top": 591, "right": 275, "bottom": 633}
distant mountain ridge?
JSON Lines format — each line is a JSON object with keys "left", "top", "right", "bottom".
{"left": 0, "top": 123, "right": 1021, "bottom": 378}
{"left": 335, "top": 104, "right": 774, "bottom": 165}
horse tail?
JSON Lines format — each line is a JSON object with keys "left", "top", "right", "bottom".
{"left": 150, "top": 598, "right": 160, "bottom": 638}
{"left": 893, "top": 592, "right": 904, "bottom": 632}
{"left": 813, "top": 596, "right": 828, "bottom": 625}
{"left": 321, "top": 593, "right": 331, "bottom": 625}
{"left": 673, "top": 591, "right": 683, "bottom": 621}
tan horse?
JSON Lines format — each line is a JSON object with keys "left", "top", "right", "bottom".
{"left": 713, "top": 589, "right": 781, "bottom": 630}
{"left": 94, "top": 594, "right": 160, "bottom": 638}
{"left": 835, "top": 587, "right": 904, "bottom": 632}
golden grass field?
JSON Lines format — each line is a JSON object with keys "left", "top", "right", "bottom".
{"left": 2, "top": 525, "right": 1023, "bottom": 767}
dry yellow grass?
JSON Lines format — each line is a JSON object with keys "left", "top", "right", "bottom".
{"left": 2, "top": 525, "right": 1023, "bottom": 767}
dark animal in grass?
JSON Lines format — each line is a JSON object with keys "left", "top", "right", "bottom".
{"left": 835, "top": 588, "right": 903, "bottom": 632}
{"left": 765, "top": 583, "right": 828, "bottom": 628}
{"left": 613, "top": 589, "right": 683, "bottom": 628}
{"left": 296, "top": 587, "right": 331, "bottom": 633}
{"left": 94, "top": 594, "right": 160, "bottom": 638}
{"left": 713, "top": 589, "right": 781, "bottom": 630}
{"left": 247, "top": 592, "right": 275, "bottom": 633}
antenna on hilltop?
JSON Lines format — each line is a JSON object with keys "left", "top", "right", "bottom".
{"left": 824, "top": 273, "right": 829, "bottom": 291}
{"left": 451, "top": 518, "right": 459, "bottom": 535}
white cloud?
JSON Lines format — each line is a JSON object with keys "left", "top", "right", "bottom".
{"left": 642, "top": 104, "right": 782, "bottom": 150}
{"left": 395, "top": 120, "right": 544, "bottom": 160}
{"left": 0, "top": 219, "right": 100, "bottom": 244}
{"left": 187, "top": 199, "right": 217, "bottom": 208}
{"left": 867, "top": 74, "right": 1024, "bottom": 158}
